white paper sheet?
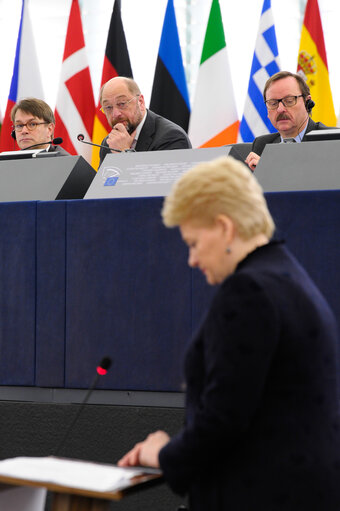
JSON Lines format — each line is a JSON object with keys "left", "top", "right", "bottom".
{"left": 0, "top": 456, "right": 155, "bottom": 493}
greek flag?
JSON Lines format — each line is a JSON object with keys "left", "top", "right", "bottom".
{"left": 238, "top": 0, "right": 280, "bottom": 142}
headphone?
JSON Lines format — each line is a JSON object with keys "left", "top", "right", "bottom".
{"left": 11, "top": 129, "right": 16, "bottom": 140}
{"left": 305, "top": 98, "right": 315, "bottom": 113}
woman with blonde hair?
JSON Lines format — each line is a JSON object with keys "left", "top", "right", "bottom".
{"left": 119, "top": 156, "right": 340, "bottom": 510}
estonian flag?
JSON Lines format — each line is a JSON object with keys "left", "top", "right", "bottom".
{"left": 150, "top": 0, "right": 190, "bottom": 132}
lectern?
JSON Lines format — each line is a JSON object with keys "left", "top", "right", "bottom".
{"left": 254, "top": 139, "right": 340, "bottom": 192}
{"left": 0, "top": 456, "right": 162, "bottom": 511}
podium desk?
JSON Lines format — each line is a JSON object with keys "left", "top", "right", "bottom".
{"left": 0, "top": 155, "right": 95, "bottom": 201}
{"left": 254, "top": 139, "right": 340, "bottom": 192}
{"left": 0, "top": 465, "right": 162, "bottom": 511}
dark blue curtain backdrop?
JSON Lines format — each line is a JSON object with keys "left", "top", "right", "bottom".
{"left": 0, "top": 191, "right": 339, "bottom": 390}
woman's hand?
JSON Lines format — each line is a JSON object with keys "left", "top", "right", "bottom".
{"left": 118, "top": 430, "right": 170, "bottom": 468}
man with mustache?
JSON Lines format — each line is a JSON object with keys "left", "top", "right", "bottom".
{"left": 245, "top": 71, "right": 331, "bottom": 172}
{"left": 98, "top": 76, "right": 191, "bottom": 168}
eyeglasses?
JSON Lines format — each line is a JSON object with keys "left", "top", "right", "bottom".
{"left": 13, "top": 121, "right": 50, "bottom": 132}
{"left": 100, "top": 95, "right": 140, "bottom": 115}
{"left": 265, "top": 95, "right": 304, "bottom": 110}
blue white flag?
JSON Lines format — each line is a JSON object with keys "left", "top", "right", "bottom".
{"left": 238, "top": 0, "right": 280, "bottom": 142}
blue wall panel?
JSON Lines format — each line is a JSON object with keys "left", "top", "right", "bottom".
{"left": 35, "top": 201, "right": 67, "bottom": 387}
{"left": 0, "top": 202, "right": 36, "bottom": 385}
{"left": 266, "top": 190, "right": 340, "bottom": 325}
{"left": 64, "top": 198, "right": 191, "bottom": 391}
{"left": 0, "top": 190, "right": 338, "bottom": 391}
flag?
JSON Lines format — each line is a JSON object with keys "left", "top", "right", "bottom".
{"left": 188, "top": 0, "right": 238, "bottom": 148}
{"left": 0, "top": 0, "right": 44, "bottom": 152}
{"left": 238, "top": 0, "right": 280, "bottom": 142}
{"left": 55, "top": 0, "right": 95, "bottom": 163}
{"left": 91, "top": 0, "right": 133, "bottom": 169}
{"left": 149, "top": 0, "right": 190, "bottom": 132}
{"left": 297, "top": 0, "right": 336, "bottom": 126}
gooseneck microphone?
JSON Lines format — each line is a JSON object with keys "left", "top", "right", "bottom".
{"left": 25, "top": 137, "right": 63, "bottom": 150}
{"left": 77, "top": 133, "right": 122, "bottom": 153}
{"left": 54, "top": 356, "right": 112, "bottom": 456}
{"left": 77, "top": 133, "right": 132, "bottom": 153}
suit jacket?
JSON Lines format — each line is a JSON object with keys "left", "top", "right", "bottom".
{"left": 40, "top": 144, "right": 70, "bottom": 156}
{"left": 252, "top": 118, "right": 329, "bottom": 156}
{"left": 159, "top": 241, "right": 340, "bottom": 511}
{"left": 99, "top": 109, "right": 191, "bottom": 167}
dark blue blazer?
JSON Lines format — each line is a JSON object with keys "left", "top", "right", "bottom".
{"left": 159, "top": 241, "right": 340, "bottom": 510}
{"left": 252, "top": 118, "right": 329, "bottom": 156}
{"left": 99, "top": 109, "right": 191, "bottom": 167}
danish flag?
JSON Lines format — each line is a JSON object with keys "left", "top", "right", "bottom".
{"left": 54, "top": 0, "right": 95, "bottom": 163}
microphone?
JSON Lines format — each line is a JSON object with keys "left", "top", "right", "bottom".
{"left": 25, "top": 137, "right": 63, "bottom": 150}
{"left": 77, "top": 133, "right": 133, "bottom": 153}
{"left": 297, "top": 114, "right": 310, "bottom": 142}
{"left": 54, "top": 356, "right": 112, "bottom": 456}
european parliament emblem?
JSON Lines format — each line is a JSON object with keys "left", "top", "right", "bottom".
{"left": 102, "top": 166, "right": 121, "bottom": 186}
{"left": 104, "top": 176, "right": 119, "bottom": 186}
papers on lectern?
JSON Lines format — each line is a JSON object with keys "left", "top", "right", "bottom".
{"left": 0, "top": 456, "right": 161, "bottom": 493}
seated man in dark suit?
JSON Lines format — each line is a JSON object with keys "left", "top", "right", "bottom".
{"left": 245, "top": 71, "right": 331, "bottom": 171}
{"left": 98, "top": 76, "right": 191, "bottom": 167}
{"left": 11, "top": 98, "right": 68, "bottom": 155}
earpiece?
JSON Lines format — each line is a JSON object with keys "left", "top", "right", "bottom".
{"left": 305, "top": 98, "right": 315, "bottom": 113}
{"left": 11, "top": 129, "right": 16, "bottom": 140}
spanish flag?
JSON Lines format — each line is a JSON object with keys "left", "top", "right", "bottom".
{"left": 91, "top": 0, "right": 133, "bottom": 169}
{"left": 297, "top": 0, "right": 336, "bottom": 126}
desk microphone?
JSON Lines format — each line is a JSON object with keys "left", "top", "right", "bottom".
{"left": 77, "top": 133, "right": 122, "bottom": 153}
{"left": 25, "top": 137, "right": 63, "bottom": 150}
{"left": 77, "top": 134, "right": 135, "bottom": 153}
{"left": 54, "top": 356, "right": 112, "bottom": 456}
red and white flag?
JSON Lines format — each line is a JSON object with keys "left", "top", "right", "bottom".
{"left": 54, "top": 0, "right": 95, "bottom": 163}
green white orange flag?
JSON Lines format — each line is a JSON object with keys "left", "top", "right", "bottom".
{"left": 188, "top": 0, "right": 239, "bottom": 148}
{"left": 297, "top": 0, "right": 336, "bottom": 126}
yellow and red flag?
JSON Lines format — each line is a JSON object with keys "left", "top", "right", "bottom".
{"left": 297, "top": 0, "right": 336, "bottom": 126}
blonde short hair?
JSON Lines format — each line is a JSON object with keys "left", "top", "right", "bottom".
{"left": 162, "top": 156, "right": 275, "bottom": 240}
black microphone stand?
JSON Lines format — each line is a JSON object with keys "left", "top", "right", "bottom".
{"left": 54, "top": 357, "right": 112, "bottom": 456}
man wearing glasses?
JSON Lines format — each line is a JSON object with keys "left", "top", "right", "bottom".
{"left": 11, "top": 98, "right": 68, "bottom": 155}
{"left": 245, "top": 71, "right": 331, "bottom": 171}
{"left": 98, "top": 76, "right": 191, "bottom": 167}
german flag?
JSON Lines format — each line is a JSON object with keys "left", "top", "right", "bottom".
{"left": 297, "top": 0, "right": 336, "bottom": 126}
{"left": 91, "top": 0, "right": 133, "bottom": 169}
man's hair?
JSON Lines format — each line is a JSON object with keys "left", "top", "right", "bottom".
{"left": 99, "top": 77, "right": 141, "bottom": 104}
{"left": 11, "top": 98, "right": 55, "bottom": 124}
{"left": 263, "top": 71, "right": 311, "bottom": 101}
{"left": 162, "top": 156, "right": 275, "bottom": 240}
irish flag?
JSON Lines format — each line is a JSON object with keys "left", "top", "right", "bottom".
{"left": 297, "top": 0, "right": 336, "bottom": 126}
{"left": 188, "top": 0, "right": 239, "bottom": 148}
